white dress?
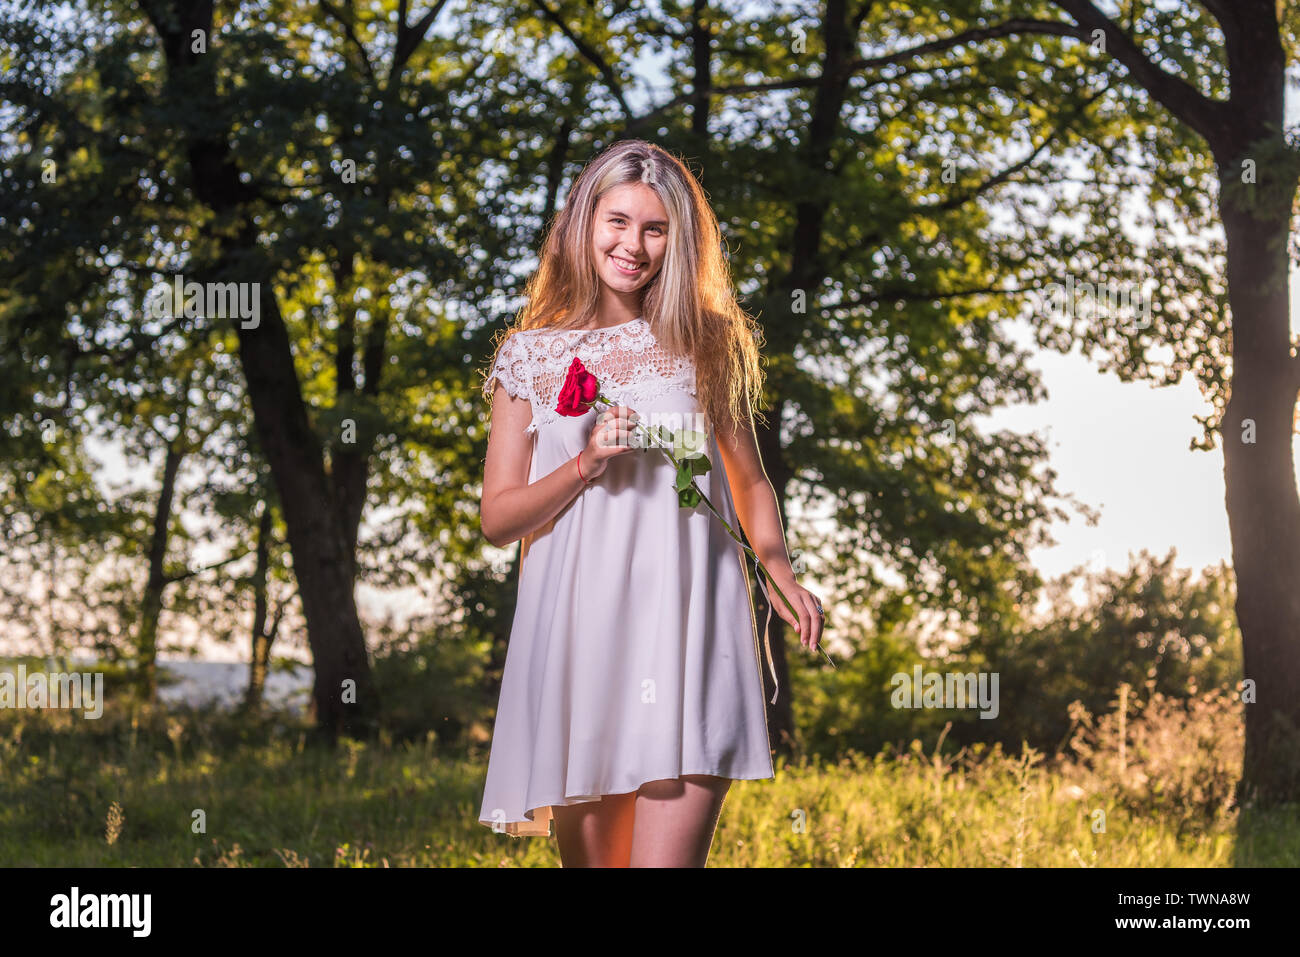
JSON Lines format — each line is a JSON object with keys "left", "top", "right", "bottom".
{"left": 477, "top": 316, "right": 776, "bottom": 837}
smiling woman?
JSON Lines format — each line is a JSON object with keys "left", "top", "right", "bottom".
{"left": 476, "top": 139, "right": 825, "bottom": 868}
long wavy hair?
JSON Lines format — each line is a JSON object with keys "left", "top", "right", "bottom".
{"left": 482, "top": 139, "right": 767, "bottom": 437}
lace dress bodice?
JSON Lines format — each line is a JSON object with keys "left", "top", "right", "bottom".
{"left": 485, "top": 317, "right": 697, "bottom": 434}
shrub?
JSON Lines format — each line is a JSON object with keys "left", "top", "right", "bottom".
{"left": 1058, "top": 680, "right": 1243, "bottom": 823}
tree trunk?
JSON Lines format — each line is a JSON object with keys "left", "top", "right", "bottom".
{"left": 233, "top": 284, "right": 380, "bottom": 741}
{"left": 543, "top": 111, "right": 575, "bottom": 223}
{"left": 1218, "top": 146, "right": 1300, "bottom": 808}
{"left": 144, "top": 0, "right": 381, "bottom": 743}
{"left": 689, "top": 0, "right": 711, "bottom": 139}
{"left": 750, "top": 0, "right": 860, "bottom": 757}
{"left": 329, "top": 246, "right": 384, "bottom": 563}
{"left": 136, "top": 437, "right": 184, "bottom": 700}
{"left": 244, "top": 502, "right": 274, "bottom": 713}
{"left": 1201, "top": 4, "right": 1300, "bottom": 809}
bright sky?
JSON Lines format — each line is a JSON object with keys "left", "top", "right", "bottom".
{"left": 978, "top": 81, "right": 1300, "bottom": 586}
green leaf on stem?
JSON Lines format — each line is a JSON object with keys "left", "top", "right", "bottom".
{"left": 675, "top": 461, "right": 694, "bottom": 492}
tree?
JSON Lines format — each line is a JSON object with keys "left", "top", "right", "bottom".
{"left": 998, "top": 0, "right": 1300, "bottom": 807}
{"left": 1, "top": 0, "right": 540, "bottom": 739}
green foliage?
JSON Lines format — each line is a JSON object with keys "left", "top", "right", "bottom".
{"left": 367, "top": 617, "right": 496, "bottom": 746}
{"left": 793, "top": 624, "right": 962, "bottom": 760}
{"left": 794, "top": 549, "right": 1242, "bottom": 760}
{"left": 1, "top": 0, "right": 1136, "bottom": 665}
{"left": 971, "top": 550, "right": 1242, "bottom": 755}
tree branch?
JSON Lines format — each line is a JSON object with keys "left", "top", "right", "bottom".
{"left": 164, "top": 550, "right": 250, "bottom": 586}
{"left": 841, "top": 18, "right": 1088, "bottom": 76}
{"left": 266, "top": 590, "right": 289, "bottom": 642}
{"left": 628, "top": 57, "right": 984, "bottom": 135}
{"left": 1193, "top": 0, "right": 1237, "bottom": 31}
{"left": 1050, "top": 0, "right": 1228, "bottom": 143}
{"left": 625, "top": 18, "right": 1095, "bottom": 135}
{"left": 318, "top": 0, "right": 376, "bottom": 83}
{"left": 393, "top": 0, "right": 452, "bottom": 77}
{"left": 532, "top": 0, "right": 631, "bottom": 115}
{"left": 920, "top": 86, "right": 1107, "bottom": 214}
{"left": 73, "top": 307, "right": 198, "bottom": 368}
{"left": 821, "top": 85, "right": 1104, "bottom": 276}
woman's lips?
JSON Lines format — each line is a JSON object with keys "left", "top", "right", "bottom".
{"left": 609, "top": 255, "right": 644, "bottom": 275}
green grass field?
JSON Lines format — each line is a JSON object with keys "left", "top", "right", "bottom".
{"left": 3, "top": 701, "right": 1295, "bottom": 867}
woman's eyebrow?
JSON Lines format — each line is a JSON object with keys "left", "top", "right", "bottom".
{"left": 607, "top": 209, "right": 667, "bottom": 227}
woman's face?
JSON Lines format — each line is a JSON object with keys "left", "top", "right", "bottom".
{"left": 590, "top": 182, "right": 669, "bottom": 298}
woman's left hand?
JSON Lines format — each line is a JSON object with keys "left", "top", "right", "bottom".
{"left": 766, "top": 573, "right": 824, "bottom": 653}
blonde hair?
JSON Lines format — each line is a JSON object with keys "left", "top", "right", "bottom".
{"left": 482, "top": 139, "right": 767, "bottom": 437}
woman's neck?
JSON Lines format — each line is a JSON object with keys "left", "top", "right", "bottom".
{"left": 590, "top": 289, "right": 642, "bottom": 329}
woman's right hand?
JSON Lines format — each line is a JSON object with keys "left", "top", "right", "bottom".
{"left": 579, "top": 404, "right": 640, "bottom": 480}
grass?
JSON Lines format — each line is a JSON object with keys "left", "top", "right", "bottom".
{"left": 2, "top": 692, "right": 1296, "bottom": 867}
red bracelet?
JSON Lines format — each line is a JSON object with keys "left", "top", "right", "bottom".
{"left": 576, "top": 454, "right": 589, "bottom": 484}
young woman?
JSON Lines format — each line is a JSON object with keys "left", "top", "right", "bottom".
{"left": 478, "top": 139, "right": 824, "bottom": 867}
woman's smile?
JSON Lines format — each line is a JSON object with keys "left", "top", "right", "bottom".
{"left": 609, "top": 254, "right": 645, "bottom": 275}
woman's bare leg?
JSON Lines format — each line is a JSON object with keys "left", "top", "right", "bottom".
{"left": 629, "top": 774, "right": 732, "bottom": 867}
{"left": 552, "top": 792, "right": 637, "bottom": 867}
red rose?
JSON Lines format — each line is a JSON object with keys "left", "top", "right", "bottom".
{"left": 556, "top": 356, "right": 600, "bottom": 417}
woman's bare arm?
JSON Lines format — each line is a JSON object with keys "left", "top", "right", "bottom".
{"left": 714, "top": 402, "right": 824, "bottom": 650}
{"left": 480, "top": 384, "right": 637, "bottom": 548}
{"left": 480, "top": 384, "right": 586, "bottom": 547}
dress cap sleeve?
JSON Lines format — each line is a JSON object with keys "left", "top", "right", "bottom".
{"left": 485, "top": 332, "right": 532, "bottom": 404}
